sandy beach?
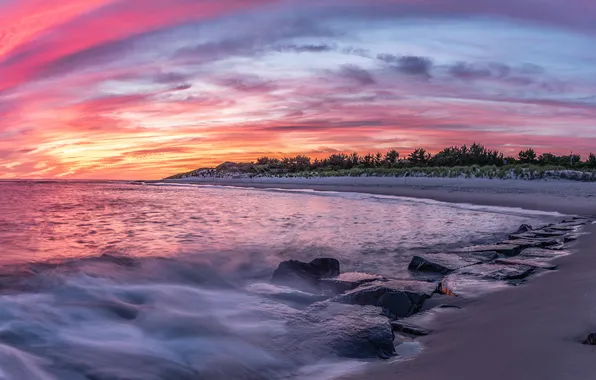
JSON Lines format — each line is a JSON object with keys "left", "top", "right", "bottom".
{"left": 346, "top": 223, "right": 596, "bottom": 380}
{"left": 167, "top": 176, "right": 596, "bottom": 380}
{"left": 168, "top": 176, "right": 596, "bottom": 216}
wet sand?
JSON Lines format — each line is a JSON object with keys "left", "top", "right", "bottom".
{"left": 168, "top": 177, "right": 596, "bottom": 216}
{"left": 346, "top": 223, "right": 596, "bottom": 380}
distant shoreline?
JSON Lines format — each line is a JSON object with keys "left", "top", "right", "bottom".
{"left": 164, "top": 176, "right": 596, "bottom": 216}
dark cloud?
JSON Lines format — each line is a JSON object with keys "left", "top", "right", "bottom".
{"left": 272, "top": 43, "right": 336, "bottom": 53}
{"left": 449, "top": 62, "right": 492, "bottom": 80}
{"left": 265, "top": 119, "right": 384, "bottom": 132}
{"left": 217, "top": 75, "right": 277, "bottom": 93}
{"left": 377, "top": 54, "right": 433, "bottom": 77}
{"left": 336, "top": 64, "right": 376, "bottom": 85}
{"left": 153, "top": 72, "right": 193, "bottom": 84}
{"left": 447, "top": 61, "right": 550, "bottom": 88}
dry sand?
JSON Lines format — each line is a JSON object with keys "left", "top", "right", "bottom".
{"left": 168, "top": 176, "right": 596, "bottom": 379}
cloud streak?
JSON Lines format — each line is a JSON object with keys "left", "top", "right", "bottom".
{"left": 0, "top": 0, "right": 595, "bottom": 179}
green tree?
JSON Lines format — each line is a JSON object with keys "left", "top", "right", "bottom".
{"left": 385, "top": 150, "right": 399, "bottom": 166}
{"left": 587, "top": 153, "right": 596, "bottom": 168}
{"left": 409, "top": 148, "right": 431, "bottom": 166}
{"left": 518, "top": 149, "right": 537, "bottom": 164}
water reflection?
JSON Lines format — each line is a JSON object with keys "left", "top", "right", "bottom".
{"left": 0, "top": 182, "right": 560, "bottom": 280}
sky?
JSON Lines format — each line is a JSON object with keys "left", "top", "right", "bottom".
{"left": 0, "top": 0, "right": 595, "bottom": 179}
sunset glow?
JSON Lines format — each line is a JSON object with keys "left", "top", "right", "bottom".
{"left": 1, "top": 0, "right": 595, "bottom": 179}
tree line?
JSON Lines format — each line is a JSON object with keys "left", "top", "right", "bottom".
{"left": 253, "top": 143, "right": 596, "bottom": 173}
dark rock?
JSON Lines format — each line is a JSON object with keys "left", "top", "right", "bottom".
{"left": 513, "top": 224, "right": 533, "bottom": 234}
{"left": 455, "top": 263, "right": 535, "bottom": 281}
{"left": 301, "top": 302, "right": 396, "bottom": 359}
{"left": 583, "top": 333, "right": 596, "bottom": 345}
{"left": 271, "top": 258, "right": 340, "bottom": 292}
{"left": 319, "top": 272, "right": 385, "bottom": 295}
{"left": 495, "top": 258, "right": 557, "bottom": 270}
{"left": 332, "top": 280, "right": 437, "bottom": 319}
{"left": 408, "top": 253, "right": 481, "bottom": 274}
{"left": 454, "top": 244, "right": 522, "bottom": 257}
{"left": 564, "top": 234, "right": 579, "bottom": 242}
{"left": 391, "top": 321, "right": 432, "bottom": 336}
{"left": 501, "top": 238, "right": 560, "bottom": 249}
{"left": 530, "top": 229, "right": 568, "bottom": 238}
{"left": 468, "top": 251, "right": 499, "bottom": 261}
{"left": 420, "top": 293, "right": 464, "bottom": 311}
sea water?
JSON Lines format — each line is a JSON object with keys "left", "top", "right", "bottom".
{"left": 0, "top": 181, "right": 563, "bottom": 379}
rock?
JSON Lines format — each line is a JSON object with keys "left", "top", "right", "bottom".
{"left": 455, "top": 263, "right": 535, "bottom": 281}
{"left": 301, "top": 302, "right": 396, "bottom": 359}
{"left": 583, "top": 333, "right": 596, "bottom": 345}
{"left": 271, "top": 258, "right": 340, "bottom": 292}
{"left": 495, "top": 258, "right": 557, "bottom": 270}
{"left": 513, "top": 224, "right": 533, "bottom": 234}
{"left": 391, "top": 321, "right": 432, "bottom": 336}
{"left": 439, "top": 274, "right": 510, "bottom": 297}
{"left": 332, "top": 280, "right": 437, "bottom": 319}
{"left": 547, "top": 225, "right": 578, "bottom": 232}
{"left": 420, "top": 293, "right": 464, "bottom": 311}
{"left": 520, "top": 248, "right": 570, "bottom": 259}
{"left": 468, "top": 251, "right": 499, "bottom": 261}
{"left": 557, "top": 220, "right": 588, "bottom": 228}
{"left": 408, "top": 254, "right": 481, "bottom": 274}
{"left": 454, "top": 244, "right": 522, "bottom": 257}
{"left": 501, "top": 238, "right": 560, "bottom": 249}
{"left": 319, "top": 272, "right": 385, "bottom": 295}
{"left": 564, "top": 234, "right": 580, "bottom": 243}
{"left": 529, "top": 229, "right": 568, "bottom": 238}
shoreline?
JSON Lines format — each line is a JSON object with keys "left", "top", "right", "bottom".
{"left": 164, "top": 177, "right": 596, "bottom": 379}
{"left": 165, "top": 177, "right": 596, "bottom": 216}
{"left": 344, "top": 223, "right": 596, "bottom": 380}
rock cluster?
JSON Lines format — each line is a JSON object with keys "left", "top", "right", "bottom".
{"left": 266, "top": 217, "right": 591, "bottom": 359}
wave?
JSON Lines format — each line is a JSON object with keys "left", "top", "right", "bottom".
{"left": 0, "top": 254, "right": 374, "bottom": 380}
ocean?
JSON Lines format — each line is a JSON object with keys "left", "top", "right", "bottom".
{"left": 0, "top": 181, "right": 564, "bottom": 379}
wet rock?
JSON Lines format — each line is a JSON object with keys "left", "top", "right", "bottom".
{"left": 583, "top": 333, "right": 596, "bottom": 345}
{"left": 468, "top": 251, "right": 499, "bottom": 261}
{"left": 439, "top": 274, "right": 510, "bottom": 297}
{"left": 408, "top": 254, "right": 481, "bottom": 274}
{"left": 529, "top": 230, "right": 568, "bottom": 238}
{"left": 495, "top": 258, "right": 558, "bottom": 270}
{"left": 547, "top": 225, "right": 578, "bottom": 232}
{"left": 391, "top": 321, "right": 432, "bottom": 336}
{"left": 455, "top": 263, "right": 535, "bottom": 281}
{"left": 520, "top": 248, "right": 570, "bottom": 259}
{"left": 557, "top": 220, "right": 588, "bottom": 228}
{"left": 513, "top": 224, "right": 533, "bottom": 234}
{"left": 454, "top": 244, "right": 522, "bottom": 257}
{"left": 420, "top": 293, "right": 464, "bottom": 311}
{"left": 271, "top": 258, "right": 340, "bottom": 292}
{"left": 564, "top": 234, "right": 580, "bottom": 243}
{"left": 332, "top": 279, "right": 437, "bottom": 319}
{"left": 501, "top": 238, "right": 560, "bottom": 249}
{"left": 319, "top": 272, "right": 385, "bottom": 295}
{"left": 301, "top": 302, "right": 396, "bottom": 359}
